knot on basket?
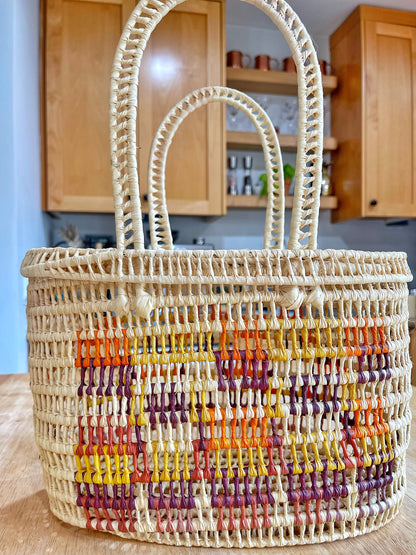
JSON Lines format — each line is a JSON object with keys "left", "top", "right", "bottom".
{"left": 132, "top": 289, "right": 154, "bottom": 320}
{"left": 111, "top": 290, "right": 130, "bottom": 315}
{"left": 307, "top": 285, "right": 325, "bottom": 310}
{"left": 111, "top": 287, "right": 154, "bottom": 320}
{"left": 279, "top": 286, "right": 306, "bottom": 310}
{"left": 279, "top": 285, "right": 325, "bottom": 311}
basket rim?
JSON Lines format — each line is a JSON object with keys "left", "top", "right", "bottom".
{"left": 20, "top": 247, "right": 412, "bottom": 286}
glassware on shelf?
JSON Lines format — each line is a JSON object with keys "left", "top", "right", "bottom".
{"left": 227, "top": 156, "right": 238, "bottom": 196}
{"left": 227, "top": 104, "right": 242, "bottom": 131}
{"left": 281, "top": 97, "right": 298, "bottom": 135}
{"left": 250, "top": 94, "right": 276, "bottom": 134}
{"left": 243, "top": 155, "right": 253, "bottom": 196}
{"left": 321, "top": 163, "right": 332, "bottom": 196}
{"left": 253, "top": 178, "right": 264, "bottom": 196}
{"left": 252, "top": 94, "right": 269, "bottom": 113}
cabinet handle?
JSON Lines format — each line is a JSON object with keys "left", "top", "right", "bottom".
{"left": 143, "top": 194, "right": 148, "bottom": 202}
{"left": 370, "top": 199, "right": 377, "bottom": 206}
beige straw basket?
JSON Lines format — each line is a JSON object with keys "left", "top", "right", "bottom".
{"left": 21, "top": 0, "right": 413, "bottom": 548}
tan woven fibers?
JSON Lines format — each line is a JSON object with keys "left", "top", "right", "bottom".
{"left": 20, "top": 0, "right": 413, "bottom": 548}
{"left": 21, "top": 247, "right": 413, "bottom": 547}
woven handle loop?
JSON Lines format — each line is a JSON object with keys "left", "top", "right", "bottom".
{"left": 110, "top": 0, "right": 323, "bottom": 250}
{"left": 148, "top": 87, "right": 284, "bottom": 250}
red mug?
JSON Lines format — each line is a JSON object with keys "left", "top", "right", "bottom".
{"left": 255, "top": 54, "right": 279, "bottom": 71}
{"left": 319, "top": 59, "right": 331, "bottom": 75}
{"left": 227, "top": 50, "right": 252, "bottom": 69}
{"left": 283, "top": 57, "right": 297, "bottom": 73}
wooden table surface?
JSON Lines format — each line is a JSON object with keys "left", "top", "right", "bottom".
{"left": 1, "top": 374, "right": 415, "bottom": 555}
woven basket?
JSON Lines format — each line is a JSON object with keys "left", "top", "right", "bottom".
{"left": 21, "top": 0, "right": 413, "bottom": 548}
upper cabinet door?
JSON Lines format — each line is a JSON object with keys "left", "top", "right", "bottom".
{"left": 45, "top": 0, "right": 135, "bottom": 212}
{"left": 138, "top": 0, "right": 225, "bottom": 216}
{"left": 364, "top": 21, "right": 416, "bottom": 217}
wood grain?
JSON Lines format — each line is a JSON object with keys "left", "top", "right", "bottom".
{"left": 43, "top": 0, "right": 225, "bottom": 216}
{"left": 139, "top": 195, "right": 338, "bottom": 212}
{"left": 39, "top": 0, "right": 47, "bottom": 210}
{"left": 45, "top": 0, "right": 135, "bottom": 212}
{"left": 226, "top": 195, "right": 338, "bottom": 210}
{"left": 331, "top": 6, "right": 416, "bottom": 49}
{"left": 330, "top": 7, "right": 363, "bottom": 223}
{"left": 358, "top": 5, "right": 416, "bottom": 27}
{"left": 364, "top": 21, "right": 416, "bottom": 218}
{"left": 330, "top": 5, "right": 416, "bottom": 222}
{"left": 226, "top": 67, "right": 338, "bottom": 96}
{"left": 138, "top": 0, "right": 225, "bottom": 216}
{"left": 0, "top": 373, "right": 415, "bottom": 554}
{"left": 227, "top": 131, "right": 338, "bottom": 152}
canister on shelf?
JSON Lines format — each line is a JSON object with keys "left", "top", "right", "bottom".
{"left": 227, "top": 155, "right": 238, "bottom": 195}
{"left": 243, "top": 155, "right": 253, "bottom": 195}
{"left": 321, "top": 162, "right": 332, "bottom": 196}
{"left": 409, "top": 289, "right": 416, "bottom": 319}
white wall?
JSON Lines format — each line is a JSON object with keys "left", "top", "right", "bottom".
{"left": 0, "top": 0, "right": 48, "bottom": 374}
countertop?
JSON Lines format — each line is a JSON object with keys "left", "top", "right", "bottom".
{"left": 1, "top": 374, "right": 415, "bottom": 555}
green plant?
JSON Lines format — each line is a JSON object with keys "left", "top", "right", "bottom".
{"left": 259, "top": 164, "right": 295, "bottom": 196}
{"left": 258, "top": 172, "right": 269, "bottom": 196}
{"left": 284, "top": 163, "right": 295, "bottom": 180}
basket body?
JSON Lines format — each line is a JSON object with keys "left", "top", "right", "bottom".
{"left": 21, "top": 247, "right": 413, "bottom": 548}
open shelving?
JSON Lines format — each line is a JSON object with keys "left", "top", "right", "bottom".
{"left": 226, "top": 67, "right": 338, "bottom": 96}
{"left": 227, "top": 131, "right": 338, "bottom": 153}
{"left": 225, "top": 66, "right": 339, "bottom": 211}
{"left": 227, "top": 195, "right": 338, "bottom": 210}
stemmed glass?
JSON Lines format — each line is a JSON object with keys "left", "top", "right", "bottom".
{"left": 248, "top": 94, "right": 270, "bottom": 133}
{"left": 252, "top": 94, "right": 269, "bottom": 113}
{"left": 282, "top": 97, "right": 298, "bottom": 135}
{"left": 227, "top": 104, "right": 241, "bottom": 130}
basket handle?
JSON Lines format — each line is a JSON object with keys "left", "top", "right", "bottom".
{"left": 148, "top": 87, "right": 284, "bottom": 250}
{"left": 110, "top": 0, "right": 323, "bottom": 250}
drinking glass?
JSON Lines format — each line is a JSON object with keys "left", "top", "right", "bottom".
{"left": 281, "top": 97, "right": 298, "bottom": 135}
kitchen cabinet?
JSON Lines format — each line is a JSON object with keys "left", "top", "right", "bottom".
{"left": 42, "top": 0, "right": 225, "bottom": 215}
{"left": 330, "top": 6, "right": 416, "bottom": 221}
{"left": 42, "top": 0, "right": 135, "bottom": 212}
{"left": 138, "top": 0, "right": 225, "bottom": 216}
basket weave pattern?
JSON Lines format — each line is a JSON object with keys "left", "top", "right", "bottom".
{"left": 21, "top": 0, "right": 413, "bottom": 548}
{"left": 22, "top": 248, "right": 412, "bottom": 547}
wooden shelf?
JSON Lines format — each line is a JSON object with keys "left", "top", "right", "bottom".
{"left": 227, "top": 131, "right": 338, "bottom": 152}
{"left": 226, "top": 67, "right": 338, "bottom": 96}
{"left": 227, "top": 195, "right": 338, "bottom": 210}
